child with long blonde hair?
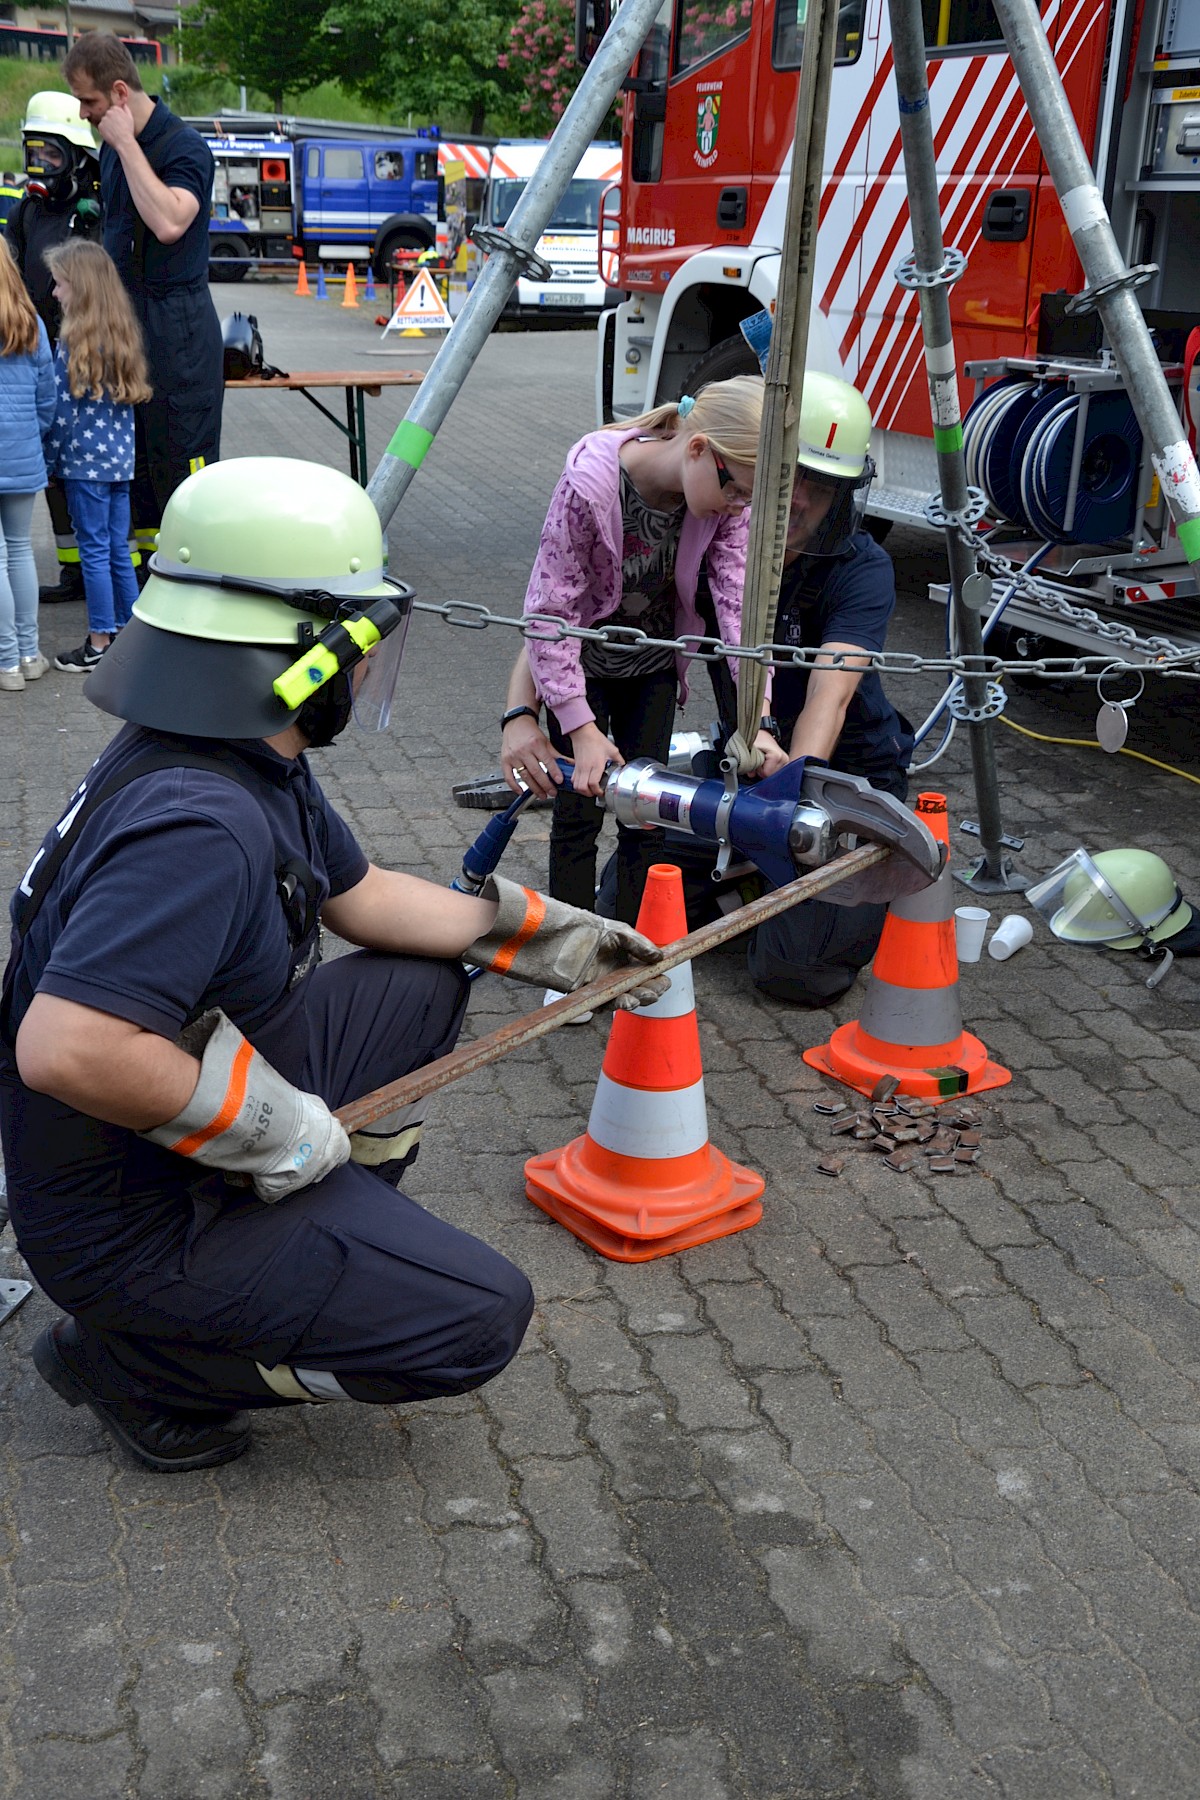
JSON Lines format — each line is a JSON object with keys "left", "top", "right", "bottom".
{"left": 44, "top": 239, "right": 151, "bottom": 672}
{"left": 0, "top": 242, "right": 56, "bottom": 690}
{"left": 500, "top": 375, "right": 764, "bottom": 944}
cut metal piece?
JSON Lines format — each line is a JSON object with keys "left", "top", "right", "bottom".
{"left": 0, "top": 1279, "right": 32, "bottom": 1329}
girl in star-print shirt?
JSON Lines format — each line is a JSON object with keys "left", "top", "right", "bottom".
{"left": 44, "top": 239, "right": 151, "bottom": 674}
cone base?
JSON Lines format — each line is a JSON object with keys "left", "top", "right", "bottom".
{"left": 802, "top": 1022, "right": 1011, "bottom": 1102}
{"left": 526, "top": 1162, "right": 762, "bottom": 1262}
{"left": 525, "top": 1136, "right": 763, "bottom": 1261}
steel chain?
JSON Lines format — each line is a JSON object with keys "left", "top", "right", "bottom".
{"left": 411, "top": 598, "right": 1200, "bottom": 682}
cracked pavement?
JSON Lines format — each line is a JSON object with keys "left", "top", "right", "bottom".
{"left": 1, "top": 291, "right": 1199, "bottom": 1798}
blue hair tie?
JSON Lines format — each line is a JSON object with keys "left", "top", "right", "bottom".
{"left": 677, "top": 394, "right": 696, "bottom": 417}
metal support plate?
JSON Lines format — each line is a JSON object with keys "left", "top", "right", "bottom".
{"left": 0, "top": 1279, "right": 32, "bottom": 1329}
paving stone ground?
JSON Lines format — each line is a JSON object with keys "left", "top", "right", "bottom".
{"left": 1, "top": 282, "right": 1199, "bottom": 1798}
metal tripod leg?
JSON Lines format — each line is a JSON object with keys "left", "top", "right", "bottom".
{"left": 887, "top": 0, "right": 1028, "bottom": 894}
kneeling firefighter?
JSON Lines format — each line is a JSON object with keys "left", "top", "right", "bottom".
{"left": 743, "top": 366, "right": 915, "bottom": 1005}
{"left": 5, "top": 91, "right": 103, "bottom": 605}
{"left": 0, "top": 458, "right": 664, "bottom": 1473}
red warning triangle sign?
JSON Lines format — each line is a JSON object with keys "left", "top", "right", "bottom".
{"left": 382, "top": 268, "right": 452, "bottom": 336}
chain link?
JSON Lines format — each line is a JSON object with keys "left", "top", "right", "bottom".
{"left": 411, "top": 597, "right": 1200, "bottom": 682}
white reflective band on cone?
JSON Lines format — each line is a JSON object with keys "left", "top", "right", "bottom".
{"left": 586, "top": 1072, "right": 710, "bottom": 1159}
{"left": 856, "top": 975, "right": 964, "bottom": 1048}
{"left": 627, "top": 958, "right": 695, "bottom": 1020}
{"left": 889, "top": 864, "right": 954, "bottom": 925}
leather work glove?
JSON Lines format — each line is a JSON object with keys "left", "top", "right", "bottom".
{"left": 141, "top": 1009, "right": 351, "bottom": 1204}
{"left": 465, "top": 874, "right": 669, "bottom": 1010}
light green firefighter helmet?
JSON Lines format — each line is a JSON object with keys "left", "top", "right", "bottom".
{"left": 796, "top": 371, "right": 873, "bottom": 481}
{"left": 1031, "top": 847, "right": 1192, "bottom": 949}
{"left": 24, "top": 90, "right": 98, "bottom": 152}
{"left": 87, "top": 458, "right": 412, "bottom": 739}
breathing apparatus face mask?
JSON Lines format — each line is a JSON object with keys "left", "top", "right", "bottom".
{"left": 789, "top": 456, "right": 875, "bottom": 558}
{"left": 24, "top": 135, "right": 76, "bottom": 205}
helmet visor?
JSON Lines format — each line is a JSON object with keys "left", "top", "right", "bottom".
{"left": 789, "top": 455, "right": 875, "bottom": 557}
{"left": 25, "top": 136, "right": 66, "bottom": 177}
{"left": 1027, "top": 848, "right": 1149, "bottom": 945}
{"left": 352, "top": 591, "right": 412, "bottom": 732}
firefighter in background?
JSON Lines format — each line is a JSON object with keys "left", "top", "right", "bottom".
{"left": 0, "top": 459, "right": 664, "bottom": 1473}
{"left": 0, "top": 172, "right": 23, "bottom": 231}
{"left": 745, "top": 372, "right": 915, "bottom": 1004}
{"left": 63, "top": 34, "right": 223, "bottom": 571}
{"left": 5, "top": 91, "right": 103, "bottom": 607}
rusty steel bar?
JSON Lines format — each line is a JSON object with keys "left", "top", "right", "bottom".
{"left": 336, "top": 843, "right": 889, "bottom": 1132}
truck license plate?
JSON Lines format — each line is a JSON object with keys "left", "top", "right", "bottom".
{"left": 542, "top": 291, "right": 588, "bottom": 305}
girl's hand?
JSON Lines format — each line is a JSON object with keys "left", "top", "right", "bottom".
{"left": 501, "top": 716, "right": 563, "bottom": 800}
{"left": 569, "top": 722, "right": 623, "bottom": 796}
{"left": 752, "top": 729, "right": 789, "bottom": 777}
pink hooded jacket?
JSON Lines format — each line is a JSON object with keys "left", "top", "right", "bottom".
{"left": 523, "top": 427, "right": 749, "bottom": 734}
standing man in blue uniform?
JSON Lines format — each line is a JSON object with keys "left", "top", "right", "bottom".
{"left": 63, "top": 34, "right": 223, "bottom": 571}
{"left": 747, "top": 372, "right": 914, "bottom": 1005}
{"left": 0, "top": 459, "right": 663, "bottom": 1473}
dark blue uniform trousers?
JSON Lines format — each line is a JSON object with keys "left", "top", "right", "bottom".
{"left": 48, "top": 954, "right": 534, "bottom": 1414}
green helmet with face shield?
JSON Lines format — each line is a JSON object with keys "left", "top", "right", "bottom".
{"left": 86, "top": 458, "right": 413, "bottom": 744}
{"left": 791, "top": 371, "right": 876, "bottom": 557}
{"left": 1028, "top": 847, "right": 1199, "bottom": 959}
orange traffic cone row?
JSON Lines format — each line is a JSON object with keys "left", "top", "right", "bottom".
{"left": 342, "top": 263, "right": 359, "bottom": 308}
{"left": 803, "top": 792, "right": 1010, "bottom": 1102}
{"left": 294, "top": 260, "right": 310, "bottom": 297}
{"left": 525, "top": 864, "right": 764, "bottom": 1261}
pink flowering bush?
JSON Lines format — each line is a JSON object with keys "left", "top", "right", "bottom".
{"left": 501, "top": 0, "right": 580, "bottom": 130}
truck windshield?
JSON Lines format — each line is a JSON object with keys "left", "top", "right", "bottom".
{"left": 489, "top": 176, "right": 603, "bottom": 230}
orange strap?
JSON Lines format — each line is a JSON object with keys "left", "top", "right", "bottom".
{"left": 488, "top": 887, "right": 546, "bottom": 973}
{"left": 169, "top": 1035, "right": 254, "bottom": 1157}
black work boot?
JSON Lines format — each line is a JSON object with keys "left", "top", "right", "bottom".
{"left": 38, "top": 564, "right": 86, "bottom": 606}
{"left": 33, "top": 1319, "right": 251, "bottom": 1472}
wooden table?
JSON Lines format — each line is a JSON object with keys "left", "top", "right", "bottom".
{"left": 224, "top": 369, "right": 425, "bottom": 486}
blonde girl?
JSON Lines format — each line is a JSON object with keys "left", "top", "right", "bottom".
{"left": 44, "top": 239, "right": 151, "bottom": 673}
{"left": 0, "top": 242, "right": 56, "bottom": 690}
{"left": 500, "top": 374, "right": 764, "bottom": 938}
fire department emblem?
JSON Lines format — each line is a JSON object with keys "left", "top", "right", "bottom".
{"left": 695, "top": 93, "right": 721, "bottom": 164}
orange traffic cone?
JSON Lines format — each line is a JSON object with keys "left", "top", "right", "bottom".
{"left": 524, "top": 864, "right": 764, "bottom": 1261}
{"left": 342, "top": 263, "right": 359, "bottom": 308}
{"left": 294, "top": 260, "right": 310, "bottom": 297}
{"left": 803, "top": 793, "right": 1010, "bottom": 1102}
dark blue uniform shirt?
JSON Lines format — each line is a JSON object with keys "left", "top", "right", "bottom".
{"left": 0, "top": 726, "right": 368, "bottom": 1289}
{"left": 771, "top": 531, "right": 914, "bottom": 783}
{"left": 101, "top": 99, "right": 213, "bottom": 294}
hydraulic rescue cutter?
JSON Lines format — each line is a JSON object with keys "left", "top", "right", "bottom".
{"left": 599, "top": 756, "right": 944, "bottom": 905}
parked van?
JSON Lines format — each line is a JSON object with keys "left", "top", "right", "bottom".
{"left": 482, "top": 139, "right": 622, "bottom": 319}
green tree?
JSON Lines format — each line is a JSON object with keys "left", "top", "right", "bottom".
{"left": 186, "top": 0, "right": 336, "bottom": 111}
{"left": 325, "top": 0, "right": 523, "bottom": 133}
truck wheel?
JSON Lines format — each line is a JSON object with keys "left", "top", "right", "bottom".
{"left": 678, "top": 333, "right": 759, "bottom": 396}
{"left": 209, "top": 239, "right": 249, "bottom": 283}
{"left": 375, "top": 231, "right": 429, "bottom": 282}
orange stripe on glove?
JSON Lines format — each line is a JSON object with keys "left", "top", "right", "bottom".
{"left": 168, "top": 1035, "right": 254, "bottom": 1157}
{"left": 487, "top": 886, "right": 546, "bottom": 973}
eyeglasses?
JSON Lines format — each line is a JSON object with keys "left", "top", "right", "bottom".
{"left": 711, "top": 450, "right": 754, "bottom": 506}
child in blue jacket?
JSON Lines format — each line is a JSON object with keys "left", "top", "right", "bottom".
{"left": 0, "top": 241, "right": 56, "bottom": 690}
{"left": 44, "top": 239, "right": 151, "bottom": 673}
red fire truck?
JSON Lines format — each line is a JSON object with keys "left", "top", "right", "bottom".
{"left": 583, "top": 0, "right": 1200, "bottom": 655}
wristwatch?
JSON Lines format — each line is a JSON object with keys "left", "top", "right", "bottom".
{"left": 501, "top": 704, "right": 540, "bottom": 730}
{"left": 759, "top": 715, "right": 782, "bottom": 743}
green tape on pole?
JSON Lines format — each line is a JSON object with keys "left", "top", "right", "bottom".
{"left": 933, "top": 423, "right": 963, "bottom": 454}
{"left": 1177, "top": 514, "right": 1200, "bottom": 563}
{"left": 387, "top": 418, "right": 434, "bottom": 469}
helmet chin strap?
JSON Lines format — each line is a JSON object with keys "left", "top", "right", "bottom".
{"left": 295, "top": 672, "right": 355, "bottom": 749}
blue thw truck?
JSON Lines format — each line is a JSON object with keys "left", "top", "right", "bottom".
{"left": 191, "top": 115, "right": 472, "bottom": 281}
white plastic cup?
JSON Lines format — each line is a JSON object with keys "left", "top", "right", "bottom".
{"left": 954, "top": 906, "right": 990, "bottom": 964}
{"left": 988, "top": 914, "right": 1033, "bottom": 961}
